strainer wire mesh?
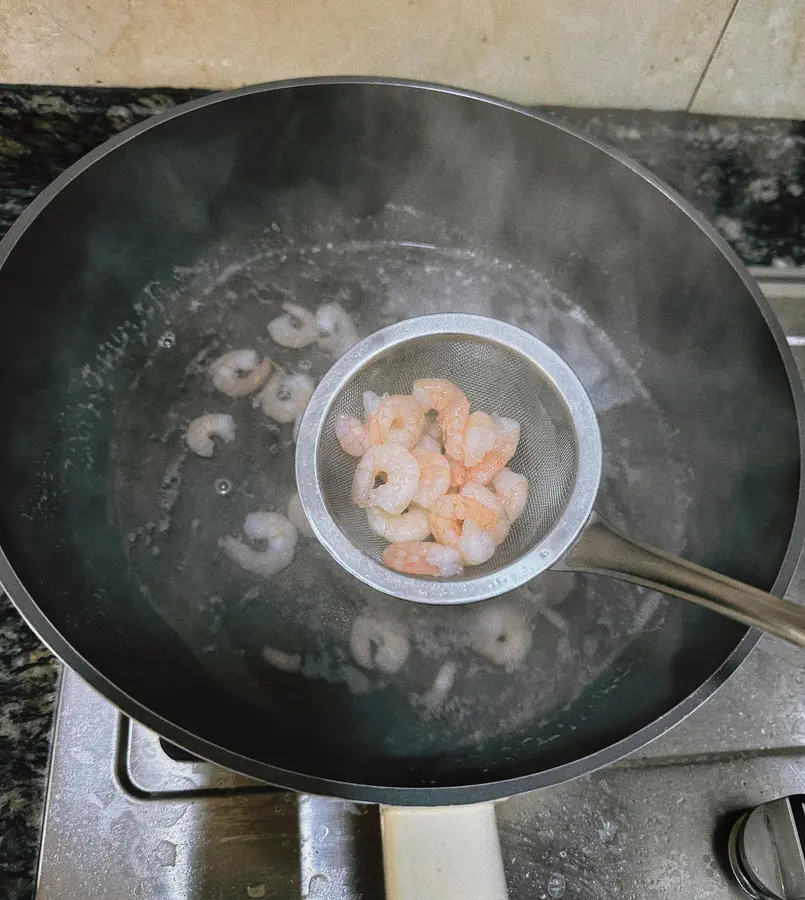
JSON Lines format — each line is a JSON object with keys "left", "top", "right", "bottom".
{"left": 318, "top": 334, "right": 578, "bottom": 580}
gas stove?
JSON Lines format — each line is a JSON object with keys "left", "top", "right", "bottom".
{"left": 34, "top": 269, "right": 805, "bottom": 900}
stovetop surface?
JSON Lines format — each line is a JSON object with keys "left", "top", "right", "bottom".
{"left": 3, "top": 85, "right": 805, "bottom": 899}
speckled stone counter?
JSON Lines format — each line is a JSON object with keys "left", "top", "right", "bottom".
{"left": 1, "top": 84, "right": 804, "bottom": 900}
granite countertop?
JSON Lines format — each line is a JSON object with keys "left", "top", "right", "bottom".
{"left": 1, "top": 83, "right": 805, "bottom": 900}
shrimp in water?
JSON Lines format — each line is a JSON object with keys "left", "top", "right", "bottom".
{"left": 411, "top": 447, "right": 450, "bottom": 510}
{"left": 262, "top": 646, "right": 302, "bottom": 673}
{"left": 260, "top": 372, "right": 315, "bottom": 423}
{"left": 412, "top": 379, "right": 470, "bottom": 462}
{"left": 267, "top": 302, "right": 319, "bottom": 349}
{"left": 367, "top": 505, "right": 431, "bottom": 542}
{"left": 423, "top": 660, "right": 458, "bottom": 709}
{"left": 367, "top": 395, "right": 424, "bottom": 449}
{"left": 465, "top": 415, "right": 521, "bottom": 485}
{"left": 492, "top": 469, "right": 529, "bottom": 522}
{"left": 335, "top": 414, "right": 370, "bottom": 457}
{"left": 287, "top": 491, "right": 314, "bottom": 537}
{"left": 460, "top": 482, "right": 510, "bottom": 546}
{"left": 185, "top": 413, "right": 235, "bottom": 458}
{"left": 429, "top": 494, "right": 499, "bottom": 565}
{"left": 317, "top": 302, "right": 359, "bottom": 355}
{"left": 470, "top": 603, "right": 532, "bottom": 672}
{"left": 209, "top": 349, "right": 272, "bottom": 397}
{"left": 382, "top": 541, "right": 463, "bottom": 577}
{"left": 350, "top": 615, "right": 410, "bottom": 674}
{"left": 351, "top": 444, "right": 419, "bottom": 515}
{"left": 219, "top": 512, "right": 298, "bottom": 577}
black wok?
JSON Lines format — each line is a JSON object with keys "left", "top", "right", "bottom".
{"left": 0, "top": 82, "right": 802, "bottom": 877}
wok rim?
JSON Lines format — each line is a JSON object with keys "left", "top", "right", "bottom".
{"left": 0, "top": 76, "right": 801, "bottom": 806}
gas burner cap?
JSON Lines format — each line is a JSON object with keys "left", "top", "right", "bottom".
{"left": 729, "top": 796, "right": 805, "bottom": 899}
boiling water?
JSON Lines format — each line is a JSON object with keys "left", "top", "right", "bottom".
{"left": 73, "top": 203, "right": 693, "bottom": 761}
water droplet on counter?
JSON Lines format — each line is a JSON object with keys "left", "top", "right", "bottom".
{"left": 158, "top": 331, "right": 176, "bottom": 349}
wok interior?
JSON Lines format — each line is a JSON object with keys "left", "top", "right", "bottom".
{"left": 319, "top": 333, "right": 579, "bottom": 577}
{"left": 0, "top": 82, "right": 799, "bottom": 798}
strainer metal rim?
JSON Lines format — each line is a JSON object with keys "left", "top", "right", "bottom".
{"left": 295, "top": 314, "right": 602, "bottom": 604}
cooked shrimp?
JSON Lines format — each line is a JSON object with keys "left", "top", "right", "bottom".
{"left": 412, "top": 379, "right": 470, "bottom": 461}
{"left": 267, "top": 302, "right": 319, "bottom": 349}
{"left": 460, "top": 482, "right": 510, "bottom": 546}
{"left": 317, "top": 302, "right": 359, "bottom": 355}
{"left": 465, "top": 415, "right": 521, "bottom": 485}
{"left": 429, "top": 494, "right": 499, "bottom": 565}
{"left": 209, "top": 349, "right": 272, "bottom": 397}
{"left": 260, "top": 372, "right": 315, "bottom": 423}
{"left": 351, "top": 444, "right": 419, "bottom": 515}
{"left": 262, "top": 646, "right": 302, "bottom": 673}
{"left": 463, "top": 411, "right": 498, "bottom": 467}
{"left": 367, "top": 395, "right": 424, "bottom": 449}
{"left": 185, "top": 413, "right": 236, "bottom": 458}
{"left": 367, "top": 505, "right": 431, "bottom": 542}
{"left": 411, "top": 447, "right": 451, "bottom": 510}
{"left": 415, "top": 434, "right": 442, "bottom": 453}
{"left": 424, "top": 660, "right": 458, "bottom": 709}
{"left": 470, "top": 604, "right": 532, "bottom": 671}
{"left": 350, "top": 614, "right": 410, "bottom": 674}
{"left": 335, "top": 413, "right": 370, "bottom": 456}
{"left": 423, "top": 417, "right": 443, "bottom": 445}
{"left": 431, "top": 494, "right": 499, "bottom": 533}
{"left": 382, "top": 541, "right": 464, "bottom": 577}
{"left": 363, "top": 391, "right": 381, "bottom": 416}
{"left": 287, "top": 491, "right": 314, "bottom": 538}
{"left": 219, "top": 512, "right": 298, "bottom": 577}
{"left": 447, "top": 456, "right": 466, "bottom": 488}
{"left": 456, "top": 520, "right": 496, "bottom": 565}
{"left": 492, "top": 469, "right": 529, "bottom": 522}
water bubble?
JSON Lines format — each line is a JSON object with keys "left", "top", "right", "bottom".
{"left": 158, "top": 331, "right": 176, "bottom": 349}
{"left": 215, "top": 478, "right": 233, "bottom": 496}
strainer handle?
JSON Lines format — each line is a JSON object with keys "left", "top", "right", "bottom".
{"left": 560, "top": 512, "right": 805, "bottom": 648}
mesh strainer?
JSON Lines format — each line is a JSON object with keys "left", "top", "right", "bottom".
{"left": 295, "top": 314, "right": 602, "bottom": 604}
{"left": 297, "top": 313, "right": 805, "bottom": 649}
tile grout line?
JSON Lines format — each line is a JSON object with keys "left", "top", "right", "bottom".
{"left": 686, "top": 0, "right": 741, "bottom": 112}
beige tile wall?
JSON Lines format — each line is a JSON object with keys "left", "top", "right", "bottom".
{"left": 1, "top": 0, "right": 804, "bottom": 117}
{"left": 691, "top": 0, "right": 805, "bottom": 118}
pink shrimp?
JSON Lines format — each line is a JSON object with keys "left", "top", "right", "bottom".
{"left": 430, "top": 493, "right": 501, "bottom": 566}
{"left": 461, "top": 482, "right": 510, "bottom": 546}
{"left": 411, "top": 447, "right": 451, "bottom": 510}
{"left": 367, "top": 394, "right": 424, "bottom": 449}
{"left": 412, "top": 379, "right": 470, "bottom": 462}
{"left": 465, "top": 415, "right": 521, "bottom": 485}
{"left": 335, "top": 413, "right": 370, "bottom": 457}
{"left": 463, "top": 411, "right": 497, "bottom": 467}
{"left": 351, "top": 444, "right": 420, "bottom": 515}
{"left": 367, "top": 505, "right": 431, "bottom": 542}
{"left": 382, "top": 541, "right": 463, "bottom": 577}
{"left": 447, "top": 456, "right": 466, "bottom": 489}
{"left": 428, "top": 494, "right": 499, "bottom": 563}
{"left": 491, "top": 469, "right": 529, "bottom": 522}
